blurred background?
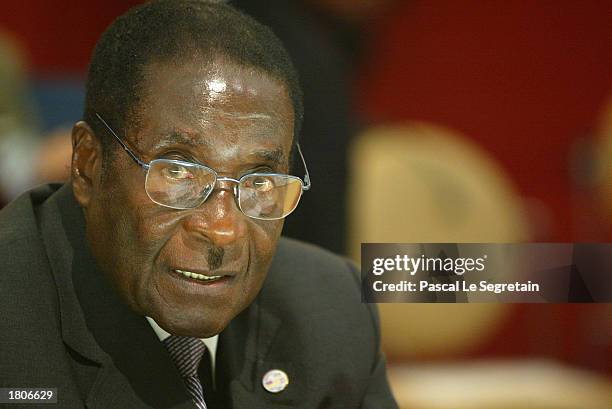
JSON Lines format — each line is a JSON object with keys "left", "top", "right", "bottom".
{"left": 1, "top": 1, "right": 611, "bottom": 407}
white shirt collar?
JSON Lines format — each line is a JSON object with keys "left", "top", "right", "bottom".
{"left": 145, "top": 316, "right": 218, "bottom": 373}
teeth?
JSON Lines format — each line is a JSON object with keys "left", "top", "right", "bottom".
{"left": 175, "top": 269, "right": 222, "bottom": 282}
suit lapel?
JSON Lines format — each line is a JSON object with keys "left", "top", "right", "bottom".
{"left": 38, "top": 184, "right": 105, "bottom": 366}
{"left": 217, "top": 283, "right": 300, "bottom": 409}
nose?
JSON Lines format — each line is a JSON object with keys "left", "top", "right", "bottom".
{"left": 182, "top": 183, "right": 247, "bottom": 246}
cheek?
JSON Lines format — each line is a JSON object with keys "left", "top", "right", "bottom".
{"left": 97, "top": 170, "right": 180, "bottom": 270}
{"left": 231, "top": 220, "right": 282, "bottom": 312}
{"left": 249, "top": 219, "right": 283, "bottom": 273}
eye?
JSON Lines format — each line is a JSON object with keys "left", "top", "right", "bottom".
{"left": 251, "top": 176, "right": 275, "bottom": 193}
{"left": 161, "top": 163, "right": 194, "bottom": 180}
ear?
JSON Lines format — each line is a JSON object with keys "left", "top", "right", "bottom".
{"left": 71, "top": 121, "right": 102, "bottom": 209}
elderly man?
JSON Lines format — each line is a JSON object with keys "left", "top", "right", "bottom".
{"left": 0, "top": 1, "right": 396, "bottom": 408}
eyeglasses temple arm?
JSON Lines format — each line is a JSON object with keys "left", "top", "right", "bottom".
{"left": 296, "top": 143, "right": 311, "bottom": 191}
{"left": 94, "top": 113, "right": 150, "bottom": 170}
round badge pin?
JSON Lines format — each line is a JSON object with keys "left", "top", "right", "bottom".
{"left": 262, "top": 369, "right": 289, "bottom": 393}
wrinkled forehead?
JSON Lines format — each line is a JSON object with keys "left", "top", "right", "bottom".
{"left": 129, "top": 55, "right": 294, "bottom": 155}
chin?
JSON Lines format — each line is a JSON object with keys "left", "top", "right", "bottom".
{"left": 175, "top": 322, "right": 226, "bottom": 338}
{"left": 155, "top": 308, "right": 230, "bottom": 338}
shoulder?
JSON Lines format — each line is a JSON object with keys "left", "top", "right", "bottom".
{"left": 263, "top": 236, "right": 378, "bottom": 343}
{"left": 0, "top": 184, "right": 62, "bottom": 244}
{"left": 268, "top": 237, "right": 363, "bottom": 302}
{"left": 271, "top": 237, "right": 357, "bottom": 278}
{"left": 0, "top": 185, "right": 62, "bottom": 283}
{"left": 0, "top": 184, "right": 62, "bottom": 322}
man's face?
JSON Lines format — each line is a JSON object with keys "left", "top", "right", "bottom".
{"left": 82, "top": 57, "right": 294, "bottom": 337}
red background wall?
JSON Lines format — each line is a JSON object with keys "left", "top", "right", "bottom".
{"left": 2, "top": 1, "right": 142, "bottom": 74}
{"left": 358, "top": 0, "right": 612, "bottom": 241}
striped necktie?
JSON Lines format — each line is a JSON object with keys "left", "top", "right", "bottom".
{"left": 163, "top": 336, "right": 209, "bottom": 409}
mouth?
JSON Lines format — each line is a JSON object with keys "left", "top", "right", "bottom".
{"left": 171, "top": 268, "right": 235, "bottom": 284}
{"left": 163, "top": 248, "right": 250, "bottom": 293}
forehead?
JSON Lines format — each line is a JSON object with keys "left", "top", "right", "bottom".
{"left": 131, "top": 56, "right": 294, "bottom": 159}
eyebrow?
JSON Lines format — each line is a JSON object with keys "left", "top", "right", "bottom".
{"left": 248, "top": 148, "right": 285, "bottom": 166}
{"left": 150, "top": 130, "right": 210, "bottom": 151}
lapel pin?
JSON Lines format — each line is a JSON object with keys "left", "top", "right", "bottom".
{"left": 262, "top": 369, "right": 289, "bottom": 393}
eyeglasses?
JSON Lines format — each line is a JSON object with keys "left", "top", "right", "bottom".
{"left": 94, "top": 113, "right": 311, "bottom": 220}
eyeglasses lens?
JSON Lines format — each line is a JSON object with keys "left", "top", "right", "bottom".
{"left": 238, "top": 175, "right": 303, "bottom": 219}
{"left": 145, "top": 160, "right": 215, "bottom": 209}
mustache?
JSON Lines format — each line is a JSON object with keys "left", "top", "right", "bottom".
{"left": 207, "top": 246, "right": 225, "bottom": 271}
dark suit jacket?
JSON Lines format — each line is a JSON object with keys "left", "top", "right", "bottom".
{"left": 0, "top": 184, "right": 397, "bottom": 409}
